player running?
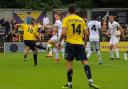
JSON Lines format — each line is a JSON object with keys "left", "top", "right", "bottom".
{"left": 107, "top": 15, "right": 124, "bottom": 60}
{"left": 13, "top": 19, "right": 42, "bottom": 66}
{"left": 58, "top": 4, "right": 99, "bottom": 89}
{"left": 87, "top": 15, "right": 102, "bottom": 64}
{"left": 46, "top": 13, "right": 64, "bottom": 62}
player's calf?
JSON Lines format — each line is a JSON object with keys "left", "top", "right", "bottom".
{"left": 124, "top": 51, "right": 128, "bottom": 61}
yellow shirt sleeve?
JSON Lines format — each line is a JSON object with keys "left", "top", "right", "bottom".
{"left": 21, "top": 24, "right": 27, "bottom": 31}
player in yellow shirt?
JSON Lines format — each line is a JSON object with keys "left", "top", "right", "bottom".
{"left": 13, "top": 19, "right": 41, "bottom": 66}
{"left": 23, "top": 22, "right": 46, "bottom": 61}
{"left": 23, "top": 20, "right": 38, "bottom": 61}
{"left": 58, "top": 4, "right": 99, "bottom": 89}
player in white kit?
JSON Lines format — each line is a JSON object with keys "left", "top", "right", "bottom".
{"left": 107, "top": 15, "right": 124, "bottom": 59}
{"left": 46, "top": 13, "right": 64, "bottom": 62}
{"left": 87, "top": 15, "right": 102, "bottom": 64}
{"left": 124, "top": 50, "right": 128, "bottom": 61}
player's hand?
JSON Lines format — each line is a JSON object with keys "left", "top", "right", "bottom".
{"left": 84, "top": 42, "right": 87, "bottom": 47}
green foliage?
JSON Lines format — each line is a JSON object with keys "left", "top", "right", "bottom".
{"left": 0, "top": 0, "right": 127, "bottom": 9}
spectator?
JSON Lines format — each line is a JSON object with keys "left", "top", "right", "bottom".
{"left": 42, "top": 14, "right": 49, "bottom": 26}
{"left": 0, "top": 17, "right": 5, "bottom": 26}
{"left": 11, "top": 19, "right": 18, "bottom": 32}
{"left": 4, "top": 19, "right": 11, "bottom": 36}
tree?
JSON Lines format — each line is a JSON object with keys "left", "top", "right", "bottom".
{"left": 0, "top": 0, "right": 127, "bottom": 9}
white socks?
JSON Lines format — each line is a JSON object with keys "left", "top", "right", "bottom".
{"left": 96, "top": 50, "right": 102, "bottom": 61}
{"left": 110, "top": 49, "right": 114, "bottom": 58}
{"left": 68, "top": 82, "right": 72, "bottom": 86}
{"left": 115, "top": 48, "right": 120, "bottom": 58}
{"left": 110, "top": 48, "right": 120, "bottom": 58}
{"left": 89, "top": 79, "right": 93, "bottom": 83}
{"left": 124, "top": 52, "right": 127, "bottom": 60}
{"left": 61, "top": 47, "right": 65, "bottom": 59}
{"left": 87, "top": 50, "right": 92, "bottom": 58}
{"left": 53, "top": 48, "right": 59, "bottom": 59}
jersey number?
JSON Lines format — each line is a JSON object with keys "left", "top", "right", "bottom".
{"left": 28, "top": 27, "right": 33, "bottom": 33}
{"left": 91, "top": 25, "right": 96, "bottom": 31}
{"left": 72, "top": 24, "right": 81, "bottom": 34}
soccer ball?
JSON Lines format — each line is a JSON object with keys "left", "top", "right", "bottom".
{"left": 115, "top": 31, "right": 121, "bottom": 36}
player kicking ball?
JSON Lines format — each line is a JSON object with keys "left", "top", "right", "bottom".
{"left": 23, "top": 24, "right": 46, "bottom": 61}
{"left": 58, "top": 4, "right": 99, "bottom": 89}
{"left": 13, "top": 19, "right": 42, "bottom": 66}
{"left": 87, "top": 15, "right": 102, "bottom": 64}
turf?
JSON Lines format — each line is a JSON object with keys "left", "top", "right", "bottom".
{"left": 0, "top": 52, "right": 128, "bottom": 89}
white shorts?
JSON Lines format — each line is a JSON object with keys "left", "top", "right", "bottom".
{"left": 51, "top": 35, "right": 60, "bottom": 43}
{"left": 50, "top": 34, "right": 64, "bottom": 46}
{"left": 109, "top": 36, "right": 120, "bottom": 45}
{"left": 89, "top": 41, "right": 100, "bottom": 50}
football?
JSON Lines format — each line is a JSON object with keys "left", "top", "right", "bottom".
{"left": 115, "top": 31, "right": 121, "bottom": 36}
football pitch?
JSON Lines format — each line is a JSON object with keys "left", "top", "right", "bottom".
{"left": 0, "top": 52, "right": 128, "bottom": 89}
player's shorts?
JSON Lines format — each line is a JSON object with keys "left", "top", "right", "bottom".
{"left": 89, "top": 41, "right": 99, "bottom": 50}
{"left": 109, "top": 36, "right": 120, "bottom": 45}
{"left": 50, "top": 34, "right": 64, "bottom": 46}
{"left": 24, "top": 40, "right": 36, "bottom": 50}
{"left": 50, "top": 34, "right": 59, "bottom": 42}
{"left": 65, "top": 42, "right": 88, "bottom": 61}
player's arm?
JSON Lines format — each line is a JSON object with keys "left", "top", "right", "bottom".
{"left": 106, "top": 28, "right": 110, "bottom": 36}
{"left": 118, "top": 24, "right": 124, "bottom": 37}
{"left": 102, "top": 21, "right": 109, "bottom": 35}
{"left": 12, "top": 24, "right": 21, "bottom": 35}
{"left": 44, "top": 25, "right": 53, "bottom": 29}
{"left": 53, "top": 26, "right": 58, "bottom": 36}
{"left": 87, "top": 27, "right": 90, "bottom": 36}
{"left": 34, "top": 31, "right": 42, "bottom": 45}
{"left": 83, "top": 20, "right": 89, "bottom": 46}
{"left": 59, "top": 18, "right": 67, "bottom": 44}
{"left": 83, "top": 28, "right": 89, "bottom": 47}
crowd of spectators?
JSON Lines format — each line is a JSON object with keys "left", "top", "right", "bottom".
{"left": 0, "top": 14, "right": 128, "bottom": 43}
{"left": 0, "top": 14, "right": 53, "bottom": 42}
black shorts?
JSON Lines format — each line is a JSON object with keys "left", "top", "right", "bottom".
{"left": 24, "top": 40, "right": 36, "bottom": 50}
{"left": 65, "top": 42, "right": 88, "bottom": 61}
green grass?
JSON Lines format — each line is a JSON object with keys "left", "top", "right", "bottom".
{"left": 0, "top": 52, "right": 128, "bottom": 89}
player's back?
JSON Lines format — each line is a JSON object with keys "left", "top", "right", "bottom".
{"left": 63, "top": 14, "right": 86, "bottom": 44}
{"left": 21, "top": 24, "right": 38, "bottom": 40}
{"left": 88, "top": 20, "right": 101, "bottom": 41}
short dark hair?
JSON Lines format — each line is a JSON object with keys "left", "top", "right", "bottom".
{"left": 68, "top": 4, "right": 76, "bottom": 14}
